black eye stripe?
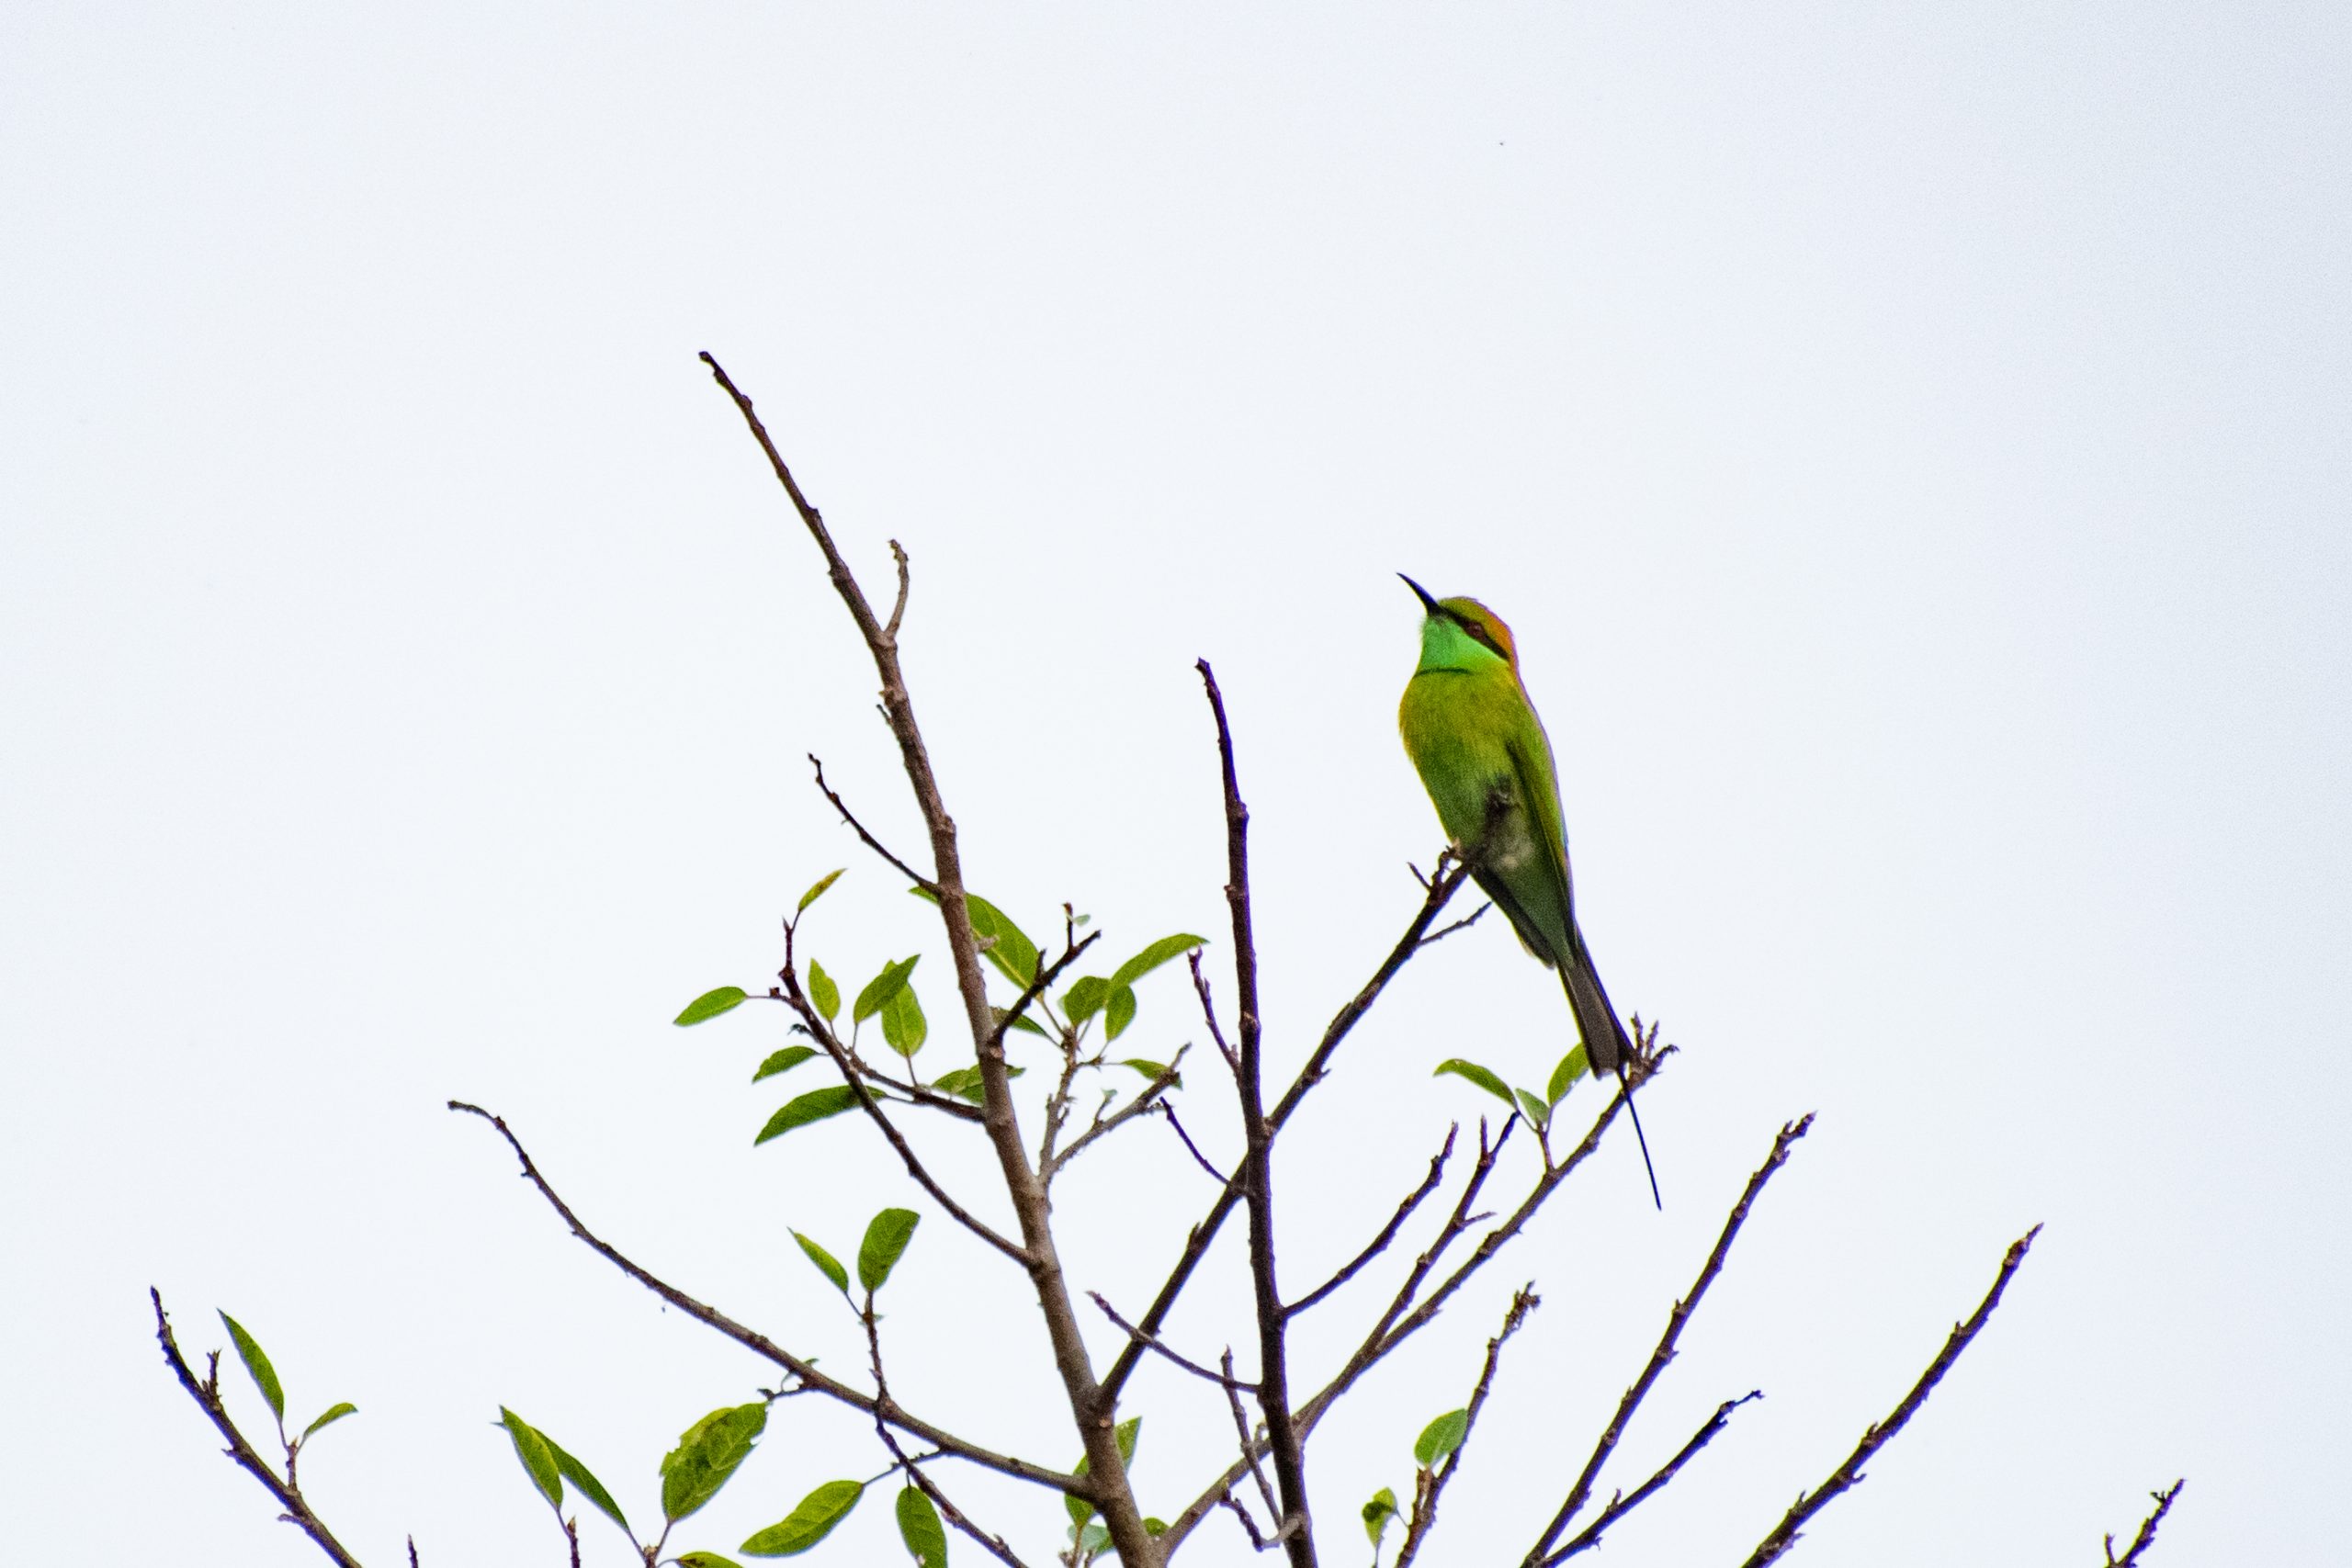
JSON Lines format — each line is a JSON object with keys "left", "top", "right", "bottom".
{"left": 1451, "top": 614, "right": 1504, "bottom": 656}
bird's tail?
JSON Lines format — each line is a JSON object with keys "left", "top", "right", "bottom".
{"left": 1561, "top": 941, "right": 1663, "bottom": 1210}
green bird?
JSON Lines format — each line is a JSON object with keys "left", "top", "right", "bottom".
{"left": 1396, "top": 576, "right": 1659, "bottom": 1207}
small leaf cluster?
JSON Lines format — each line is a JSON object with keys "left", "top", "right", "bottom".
{"left": 216, "top": 1310, "right": 357, "bottom": 1456}
{"left": 673, "top": 868, "right": 1204, "bottom": 1147}
{"left": 1434, "top": 1043, "right": 1588, "bottom": 1138}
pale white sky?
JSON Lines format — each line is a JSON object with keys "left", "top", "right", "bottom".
{"left": 5, "top": 6, "right": 2346, "bottom": 1565}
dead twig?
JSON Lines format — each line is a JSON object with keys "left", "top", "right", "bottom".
{"left": 1285, "top": 1126, "right": 1456, "bottom": 1319}
{"left": 1546, "top": 1393, "right": 1763, "bottom": 1561}
{"left": 2104, "top": 1481, "right": 2186, "bottom": 1568}
{"left": 1738, "top": 1224, "right": 2043, "bottom": 1567}
{"left": 1524, "top": 1115, "right": 1813, "bottom": 1563}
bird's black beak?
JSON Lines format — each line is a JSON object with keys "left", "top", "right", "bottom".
{"left": 1398, "top": 574, "right": 1442, "bottom": 616}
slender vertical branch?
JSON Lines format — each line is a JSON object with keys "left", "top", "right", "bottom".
{"left": 151, "top": 1290, "right": 366, "bottom": 1568}
{"left": 703, "top": 355, "right": 1154, "bottom": 1566}
{"left": 1738, "top": 1224, "right": 2043, "bottom": 1567}
{"left": 1101, "top": 853, "right": 1472, "bottom": 1407}
{"left": 1523, "top": 1115, "right": 1813, "bottom": 1564}
{"left": 1197, "top": 659, "right": 1317, "bottom": 1568}
{"left": 1394, "top": 1285, "right": 1540, "bottom": 1568}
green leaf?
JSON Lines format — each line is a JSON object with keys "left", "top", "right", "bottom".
{"left": 911, "top": 888, "right": 1040, "bottom": 989}
{"left": 1433, "top": 1058, "right": 1516, "bottom": 1109}
{"left": 930, "top": 1066, "right": 985, "bottom": 1104}
{"left": 544, "top": 1432, "right": 631, "bottom": 1535}
{"left": 1363, "top": 1486, "right": 1399, "bottom": 1545}
{"left": 792, "top": 1231, "right": 850, "bottom": 1294}
{"left": 300, "top": 1403, "right": 357, "bottom": 1441}
{"left": 797, "top": 868, "right": 846, "bottom": 914}
{"left": 1063, "top": 976, "right": 1111, "bottom": 1025}
{"left": 1110, "top": 933, "right": 1208, "bottom": 990}
{"left": 879, "top": 979, "right": 928, "bottom": 1058}
{"left": 808, "top": 962, "right": 841, "bottom": 1023}
{"left": 1546, "top": 1043, "right": 1589, "bottom": 1105}
{"left": 895, "top": 1485, "right": 947, "bottom": 1568}
{"left": 677, "top": 987, "right": 750, "bottom": 1026}
{"left": 677, "top": 1554, "right": 745, "bottom": 1568}
{"left": 1515, "top": 1088, "right": 1551, "bottom": 1130}
{"left": 1065, "top": 1417, "right": 1143, "bottom": 1529}
{"left": 217, "top": 1313, "right": 284, "bottom": 1423}
{"left": 753, "top": 1046, "right": 820, "bottom": 1083}
{"left": 858, "top": 1208, "right": 922, "bottom": 1294}
{"left": 662, "top": 1404, "right": 768, "bottom": 1524}
{"left": 989, "top": 1005, "right": 1047, "bottom": 1038}
{"left": 1413, "top": 1408, "right": 1470, "bottom": 1470}
{"left": 756, "top": 1086, "right": 859, "bottom": 1144}
{"left": 854, "top": 956, "right": 920, "bottom": 1024}
{"left": 1103, "top": 985, "right": 1137, "bottom": 1043}
{"left": 1075, "top": 1521, "right": 1110, "bottom": 1556}
{"left": 741, "top": 1480, "right": 864, "bottom": 1555}
{"left": 499, "top": 1407, "right": 562, "bottom": 1509}
{"left": 1118, "top": 1059, "right": 1180, "bottom": 1089}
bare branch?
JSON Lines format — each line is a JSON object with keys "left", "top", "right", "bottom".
{"left": 1157, "top": 1103, "right": 1230, "bottom": 1184}
{"left": 809, "top": 754, "right": 935, "bottom": 893}
{"left": 1524, "top": 1115, "right": 1814, "bottom": 1563}
{"left": 1394, "top": 1284, "right": 1541, "bottom": 1568}
{"left": 1223, "top": 1348, "right": 1284, "bottom": 1539}
{"left": 447, "top": 1101, "right": 1085, "bottom": 1495}
{"left": 2104, "top": 1481, "right": 2186, "bottom": 1568}
{"left": 1285, "top": 1125, "right": 1456, "bottom": 1319}
{"left": 1737, "top": 1224, "right": 2044, "bottom": 1567}
{"left": 1088, "top": 1293, "right": 1254, "bottom": 1393}
{"left": 1197, "top": 658, "right": 1317, "bottom": 1568}
{"left": 1547, "top": 1393, "right": 1765, "bottom": 1562}
{"left": 1415, "top": 900, "right": 1493, "bottom": 949}
{"left": 151, "top": 1289, "right": 365, "bottom": 1568}
{"left": 1099, "top": 845, "right": 1474, "bottom": 1408}
{"left": 885, "top": 538, "right": 911, "bottom": 641}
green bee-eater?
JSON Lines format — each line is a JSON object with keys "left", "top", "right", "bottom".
{"left": 1397, "top": 576, "right": 1659, "bottom": 1206}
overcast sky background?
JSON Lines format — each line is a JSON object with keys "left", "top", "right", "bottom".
{"left": 5, "top": 5, "right": 2346, "bottom": 1564}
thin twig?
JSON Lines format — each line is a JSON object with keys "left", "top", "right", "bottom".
{"left": 1157, "top": 1103, "right": 1230, "bottom": 1184}
{"left": 809, "top": 755, "right": 935, "bottom": 894}
{"left": 1198, "top": 659, "right": 1317, "bottom": 1568}
{"left": 1285, "top": 1126, "right": 1456, "bottom": 1319}
{"left": 1524, "top": 1115, "right": 1813, "bottom": 1564}
{"left": 151, "top": 1290, "right": 365, "bottom": 1568}
{"left": 1223, "top": 1349, "right": 1284, "bottom": 1536}
{"left": 775, "top": 949, "right": 1032, "bottom": 1266}
{"left": 1738, "top": 1224, "right": 2044, "bottom": 1567}
{"left": 1088, "top": 1293, "right": 1254, "bottom": 1392}
{"left": 1415, "top": 901, "right": 1493, "bottom": 949}
{"left": 1394, "top": 1285, "right": 1541, "bottom": 1568}
{"left": 885, "top": 539, "right": 911, "bottom": 641}
{"left": 1547, "top": 1393, "right": 1763, "bottom": 1562}
{"left": 447, "top": 1101, "right": 1086, "bottom": 1495}
{"left": 2104, "top": 1481, "right": 2185, "bottom": 1568}
{"left": 1189, "top": 951, "right": 1238, "bottom": 1074}
{"left": 1051, "top": 1047, "right": 1187, "bottom": 1177}
{"left": 865, "top": 1296, "right": 1031, "bottom": 1568}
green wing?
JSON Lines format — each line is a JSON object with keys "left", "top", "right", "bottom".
{"left": 1497, "top": 710, "right": 1578, "bottom": 965}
